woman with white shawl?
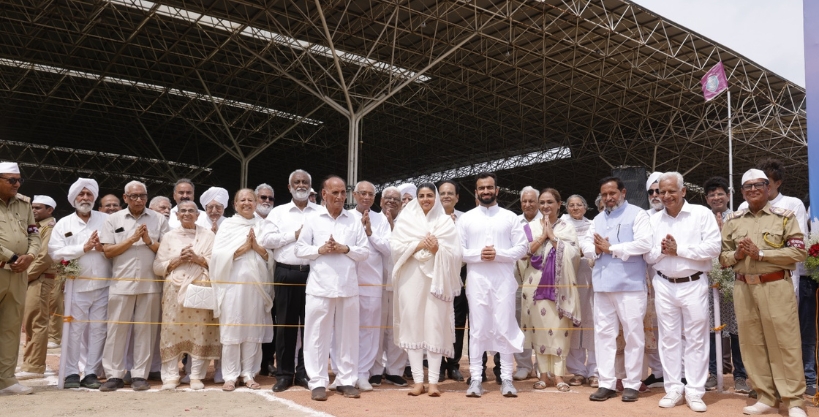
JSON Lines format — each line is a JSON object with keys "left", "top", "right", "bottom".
{"left": 153, "top": 200, "right": 220, "bottom": 391}
{"left": 210, "top": 189, "right": 274, "bottom": 391}
{"left": 520, "top": 188, "right": 581, "bottom": 392}
{"left": 391, "top": 183, "right": 462, "bottom": 397}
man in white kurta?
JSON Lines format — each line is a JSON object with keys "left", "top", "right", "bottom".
{"left": 457, "top": 173, "right": 528, "bottom": 398}
{"left": 48, "top": 179, "right": 112, "bottom": 389}
{"left": 644, "top": 173, "right": 721, "bottom": 412}
{"left": 350, "top": 181, "right": 391, "bottom": 391}
{"left": 513, "top": 186, "right": 540, "bottom": 380}
{"left": 296, "top": 176, "right": 369, "bottom": 401}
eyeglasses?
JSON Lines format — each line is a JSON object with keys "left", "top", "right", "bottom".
{"left": 741, "top": 181, "right": 768, "bottom": 191}
{"left": 355, "top": 191, "right": 375, "bottom": 197}
{"left": 178, "top": 208, "right": 198, "bottom": 214}
{"left": 258, "top": 195, "right": 274, "bottom": 201}
{"left": 0, "top": 176, "right": 23, "bottom": 185}
{"left": 126, "top": 194, "right": 148, "bottom": 200}
{"left": 647, "top": 189, "right": 660, "bottom": 196}
{"left": 205, "top": 205, "right": 224, "bottom": 211}
{"left": 382, "top": 197, "right": 400, "bottom": 202}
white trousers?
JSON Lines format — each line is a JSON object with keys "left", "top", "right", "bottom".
{"left": 357, "top": 295, "right": 381, "bottom": 380}
{"left": 102, "top": 293, "right": 160, "bottom": 379}
{"left": 567, "top": 347, "right": 598, "bottom": 378}
{"left": 470, "top": 351, "right": 514, "bottom": 382}
{"left": 653, "top": 275, "right": 709, "bottom": 397}
{"left": 65, "top": 288, "right": 108, "bottom": 376}
{"left": 370, "top": 290, "right": 407, "bottom": 376}
{"left": 646, "top": 350, "right": 665, "bottom": 378}
{"left": 593, "top": 291, "right": 646, "bottom": 391}
{"left": 221, "top": 342, "right": 261, "bottom": 382}
{"left": 305, "top": 295, "right": 359, "bottom": 390}
{"left": 514, "top": 287, "right": 534, "bottom": 372}
{"left": 161, "top": 356, "right": 207, "bottom": 383}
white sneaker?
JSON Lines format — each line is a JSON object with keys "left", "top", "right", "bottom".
{"left": 328, "top": 378, "right": 340, "bottom": 391}
{"left": 512, "top": 368, "right": 530, "bottom": 381}
{"left": 658, "top": 390, "right": 684, "bottom": 408}
{"left": 743, "top": 401, "right": 778, "bottom": 415}
{"left": 686, "top": 395, "right": 707, "bottom": 412}
{"left": 357, "top": 378, "right": 373, "bottom": 392}
{"left": 47, "top": 342, "right": 60, "bottom": 349}
{"left": 789, "top": 407, "right": 807, "bottom": 417}
{"left": 0, "top": 383, "right": 33, "bottom": 396}
{"left": 14, "top": 372, "right": 44, "bottom": 380}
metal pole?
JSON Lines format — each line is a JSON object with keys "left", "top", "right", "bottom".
{"left": 57, "top": 277, "right": 74, "bottom": 390}
{"left": 805, "top": 0, "right": 819, "bottom": 231}
{"left": 727, "top": 90, "right": 734, "bottom": 211}
{"left": 714, "top": 287, "right": 724, "bottom": 392}
{"left": 240, "top": 158, "right": 249, "bottom": 189}
{"left": 346, "top": 115, "right": 360, "bottom": 205}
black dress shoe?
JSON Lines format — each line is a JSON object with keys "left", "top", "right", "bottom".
{"left": 589, "top": 387, "right": 617, "bottom": 401}
{"left": 294, "top": 374, "right": 310, "bottom": 389}
{"left": 621, "top": 388, "right": 639, "bottom": 402}
{"left": 311, "top": 387, "right": 327, "bottom": 401}
{"left": 368, "top": 375, "right": 382, "bottom": 386}
{"left": 403, "top": 366, "right": 413, "bottom": 379}
{"left": 131, "top": 377, "right": 150, "bottom": 391}
{"left": 448, "top": 368, "right": 464, "bottom": 382}
{"left": 338, "top": 385, "right": 360, "bottom": 398}
{"left": 273, "top": 377, "right": 293, "bottom": 392}
{"left": 64, "top": 374, "right": 81, "bottom": 389}
{"left": 80, "top": 374, "right": 101, "bottom": 389}
{"left": 384, "top": 374, "right": 408, "bottom": 386}
{"left": 100, "top": 378, "right": 124, "bottom": 392}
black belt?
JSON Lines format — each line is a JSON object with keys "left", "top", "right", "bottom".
{"left": 277, "top": 263, "right": 310, "bottom": 273}
{"left": 657, "top": 271, "right": 702, "bottom": 284}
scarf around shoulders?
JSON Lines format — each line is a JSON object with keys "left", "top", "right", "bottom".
{"left": 153, "top": 224, "right": 215, "bottom": 305}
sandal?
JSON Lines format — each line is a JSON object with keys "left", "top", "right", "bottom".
{"left": 408, "top": 383, "right": 426, "bottom": 396}
{"left": 556, "top": 382, "right": 570, "bottom": 392}
{"left": 245, "top": 379, "right": 261, "bottom": 390}
{"left": 568, "top": 375, "right": 586, "bottom": 386}
{"left": 222, "top": 380, "right": 236, "bottom": 392}
{"left": 428, "top": 384, "right": 441, "bottom": 397}
{"left": 533, "top": 380, "right": 548, "bottom": 390}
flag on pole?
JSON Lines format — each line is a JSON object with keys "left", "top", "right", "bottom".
{"left": 701, "top": 61, "right": 729, "bottom": 101}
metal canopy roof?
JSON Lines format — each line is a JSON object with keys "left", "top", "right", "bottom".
{"left": 0, "top": 0, "right": 807, "bottom": 212}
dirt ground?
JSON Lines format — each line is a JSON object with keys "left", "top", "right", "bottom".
{"left": 12, "top": 344, "right": 817, "bottom": 417}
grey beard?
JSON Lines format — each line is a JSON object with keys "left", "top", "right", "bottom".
{"left": 650, "top": 200, "right": 664, "bottom": 211}
{"left": 291, "top": 189, "right": 310, "bottom": 201}
{"left": 605, "top": 197, "right": 626, "bottom": 214}
{"left": 76, "top": 202, "right": 93, "bottom": 215}
{"left": 256, "top": 204, "right": 272, "bottom": 216}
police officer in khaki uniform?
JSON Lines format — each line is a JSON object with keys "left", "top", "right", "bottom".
{"left": 720, "top": 168, "right": 808, "bottom": 417}
{"left": 0, "top": 162, "right": 41, "bottom": 396}
{"left": 16, "top": 195, "right": 58, "bottom": 380}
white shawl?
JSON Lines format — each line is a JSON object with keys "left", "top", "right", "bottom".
{"left": 391, "top": 190, "right": 462, "bottom": 301}
{"left": 152, "top": 225, "right": 215, "bottom": 305}
{"left": 209, "top": 214, "right": 274, "bottom": 319}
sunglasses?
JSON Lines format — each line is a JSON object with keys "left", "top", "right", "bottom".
{"left": 0, "top": 176, "right": 24, "bottom": 185}
{"left": 258, "top": 195, "right": 274, "bottom": 201}
{"left": 647, "top": 189, "right": 660, "bottom": 196}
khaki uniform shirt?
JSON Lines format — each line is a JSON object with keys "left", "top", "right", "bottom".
{"left": 27, "top": 216, "right": 56, "bottom": 281}
{"left": 0, "top": 193, "right": 40, "bottom": 266}
{"left": 100, "top": 208, "right": 169, "bottom": 295}
{"left": 719, "top": 203, "right": 806, "bottom": 274}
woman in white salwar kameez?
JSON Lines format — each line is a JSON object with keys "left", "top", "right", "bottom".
{"left": 391, "top": 183, "right": 462, "bottom": 397}
{"left": 210, "top": 189, "right": 274, "bottom": 391}
{"left": 153, "top": 200, "right": 220, "bottom": 391}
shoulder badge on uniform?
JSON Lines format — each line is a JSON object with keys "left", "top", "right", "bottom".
{"left": 27, "top": 224, "right": 39, "bottom": 234}
{"left": 15, "top": 193, "right": 30, "bottom": 203}
{"left": 770, "top": 206, "right": 795, "bottom": 218}
{"left": 726, "top": 209, "right": 747, "bottom": 221}
{"left": 47, "top": 219, "right": 56, "bottom": 227}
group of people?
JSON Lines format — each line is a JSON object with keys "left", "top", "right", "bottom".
{"left": 0, "top": 158, "right": 812, "bottom": 416}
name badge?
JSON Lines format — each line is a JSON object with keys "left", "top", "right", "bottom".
{"left": 115, "top": 227, "right": 125, "bottom": 233}
{"left": 64, "top": 232, "right": 73, "bottom": 237}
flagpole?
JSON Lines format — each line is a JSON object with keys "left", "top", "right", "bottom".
{"left": 728, "top": 89, "right": 734, "bottom": 211}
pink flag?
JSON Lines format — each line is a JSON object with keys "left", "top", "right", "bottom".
{"left": 701, "top": 61, "right": 729, "bottom": 101}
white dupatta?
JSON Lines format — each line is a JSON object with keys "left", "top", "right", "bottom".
{"left": 209, "top": 214, "right": 274, "bottom": 319}
{"left": 390, "top": 190, "right": 462, "bottom": 301}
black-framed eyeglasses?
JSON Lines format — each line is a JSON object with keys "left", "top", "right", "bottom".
{"left": 126, "top": 193, "right": 148, "bottom": 200}
{"left": 0, "top": 176, "right": 23, "bottom": 185}
{"left": 258, "top": 195, "right": 274, "bottom": 201}
{"left": 741, "top": 181, "right": 768, "bottom": 191}
{"left": 647, "top": 189, "right": 660, "bottom": 195}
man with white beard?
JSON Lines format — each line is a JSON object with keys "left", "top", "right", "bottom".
{"left": 255, "top": 184, "right": 275, "bottom": 220}
{"left": 646, "top": 172, "right": 664, "bottom": 215}
{"left": 642, "top": 172, "right": 666, "bottom": 389}
{"left": 48, "top": 178, "right": 112, "bottom": 389}
{"left": 260, "top": 170, "right": 319, "bottom": 392}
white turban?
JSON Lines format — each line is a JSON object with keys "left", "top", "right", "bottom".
{"left": 68, "top": 178, "right": 99, "bottom": 208}
{"left": 398, "top": 182, "right": 417, "bottom": 198}
{"left": 646, "top": 171, "right": 663, "bottom": 191}
{"left": 741, "top": 169, "right": 768, "bottom": 184}
{"left": 33, "top": 195, "right": 57, "bottom": 209}
{"left": 200, "top": 186, "right": 228, "bottom": 208}
{"left": 0, "top": 162, "right": 19, "bottom": 174}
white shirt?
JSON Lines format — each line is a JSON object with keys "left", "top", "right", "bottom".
{"left": 49, "top": 211, "right": 113, "bottom": 293}
{"left": 604, "top": 209, "right": 653, "bottom": 261}
{"left": 168, "top": 205, "right": 204, "bottom": 229}
{"left": 644, "top": 201, "right": 722, "bottom": 277}
{"left": 350, "top": 209, "right": 391, "bottom": 297}
{"left": 295, "top": 207, "right": 369, "bottom": 298}
{"left": 458, "top": 204, "right": 528, "bottom": 274}
{"left": 259, "top": 201, "right": 321, "bottom": 265}
{"left": 739, "top": 193, "right": 808, "bottom": 276}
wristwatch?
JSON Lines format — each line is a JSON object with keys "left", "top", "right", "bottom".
{"left": 757, "top": 249, "right": 764, "bottom": 261}
{"left": 9, "top": 254, "right": 18, "bottom": 264}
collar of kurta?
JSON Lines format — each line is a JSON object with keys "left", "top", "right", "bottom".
{"left": 478, "top": 204, "right": 500, "bottom": 215}
{"left": 661, "top": 200, "right": 692, "bottom": 218}
{"left": 284, "top": 200, "right": 318, "bottom": 213}
{"left": 319, "top": 206, "right": 349, "bottom": 219}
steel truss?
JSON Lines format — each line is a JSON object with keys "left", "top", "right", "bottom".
{"left": 0, "top": 0, "right": 807, "bottom": 209}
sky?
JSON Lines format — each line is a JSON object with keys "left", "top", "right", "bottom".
{"left": 632, "top": 0, "right": 805, "bottom": 86}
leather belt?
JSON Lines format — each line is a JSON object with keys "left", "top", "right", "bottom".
{"left": 43, "top": 273, "right": 56, "bottom": 279}
{"left": 657, "top": 271, "right": 702, "bottom": 283}
{"left": 277, "top": 263, "right": 310, "bottom": 273}
{"left": 736, "top": 270, "right": 786, "bottom": 285}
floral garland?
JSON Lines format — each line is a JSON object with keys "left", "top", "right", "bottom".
{"left": 805, "top": 234, "right": 819, "bottom": 283}
{"left": 708, "top": 258, "right": 735, "bottom": 303}
{"left": 55, "top": 258, "right": 80, "bottom": 284}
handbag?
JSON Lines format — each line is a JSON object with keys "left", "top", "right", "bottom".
{"left": 183, "top": 284, "right": 215, "bottom": 310}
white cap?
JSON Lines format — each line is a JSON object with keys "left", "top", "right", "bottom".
{"left": 741, "top": 168, "right": 769, "bottom": 184}
{"left": 398, "top": 182, "right": 417, "bottom": 197}
{"left": 646, "top": 171, "right": 662, "bottom": 191}
{"left": 200, "top": 186, "right": 228, "bottom": 208}
{"left": 33, "top": 195, "right": 56, "bottom": 209}
{"left": 0, "top": 162, "right": 20, "bottom": 174}
{"left": 67, "top": 178, "right": 99, "bottom": 208}
{"left": 309, "top": 188, "right": 316, "bottom": 195}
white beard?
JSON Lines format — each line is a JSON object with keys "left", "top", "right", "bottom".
{"left": 291, "top": 189, "right": 310, "bottom": 201}
{"left": 76, "top": 202, "right": 93, "bottom": 215}
{"left": 605, "top": 195, "right": 626, "bottom": 214}
{"left": 256, "top": 205, "right": 272, "bottom": 217}
{"left": 650, "top": 199, "right": 664, "bottom": 211}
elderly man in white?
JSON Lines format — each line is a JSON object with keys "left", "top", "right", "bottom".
{"left": 513, "top": 186, "right": 540, "bottom": 381}
{"left": 644, "top": 172, "right": 721, "bottom": 412}
{"left": 49, "top": 178, "right": 112, "bottom": 389}
{"left": 197, "top": 187, "right": 228, "bottom": 233}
